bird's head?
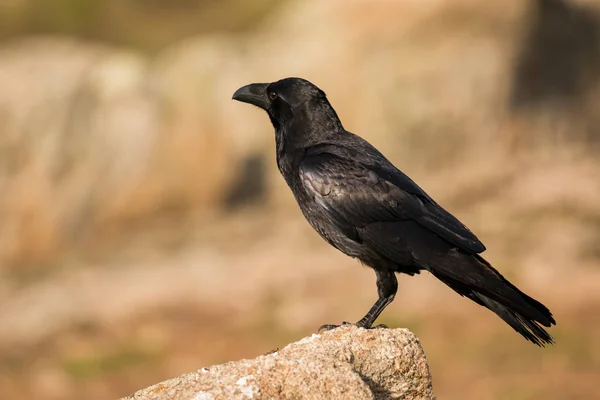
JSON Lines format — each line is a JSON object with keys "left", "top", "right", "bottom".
{"left": 232, "top": 77, "right": 343, "bottom": 148}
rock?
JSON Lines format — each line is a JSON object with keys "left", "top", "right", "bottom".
{"left": 0, "top": 36, "right": 243, "bottom": 266}
{"left": 121, "top": 326, "right": 434, "bottom": 400}
{"left": 0, "top": 37, "right": 160, "bottom": 266}
{"left": 149, "top": 35, "right": 250, "bottom": 213}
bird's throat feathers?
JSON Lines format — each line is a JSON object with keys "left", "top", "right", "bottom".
{"left": 273, "top": 98, "right": 344, "bottom": 157}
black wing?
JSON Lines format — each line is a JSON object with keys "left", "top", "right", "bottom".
{"left": 300, "top": 150, "right": 555, "bottom": 346}
{"left": 299, "top": 152, "right": 485, "bottom": 254}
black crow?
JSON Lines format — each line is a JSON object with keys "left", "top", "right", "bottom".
{"left": 232, "top": 77, "right": 555, "bottom": 346}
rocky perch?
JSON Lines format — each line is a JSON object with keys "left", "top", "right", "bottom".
{"left": 121, "top": 326, "right": 434, "bottom": 400}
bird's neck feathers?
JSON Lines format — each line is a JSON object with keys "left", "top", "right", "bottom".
{"left": 275, "top": 98, "right": 344, "bottom": 154}
{"left": 300, "top": 98, "right": 344, "bottom": 136}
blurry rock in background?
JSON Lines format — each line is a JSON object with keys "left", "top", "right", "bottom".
{"left": 1, "top": 0, "right": 600, "bottom": 270}
{"left": 0, "top": 1, "right": 599, "bottom": 400}
{"left": 511, "top": 0, "right": 600, "bottom": 145}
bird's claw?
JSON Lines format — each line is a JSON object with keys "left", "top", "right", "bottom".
{"left": 318, "top": 321, "right": 351, "bottom": 332}
{"left": 317, "top": 321, "right": 388, "bottom": 332}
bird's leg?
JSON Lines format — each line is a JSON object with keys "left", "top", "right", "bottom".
{"left": 356, "top": 270, "right": 397, "bottom": 328}
{"left": 319, "top": 270, "right": 397, "bottom": 331}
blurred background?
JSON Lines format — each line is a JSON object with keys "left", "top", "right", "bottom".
{"left": 0, "top": 0, "right": 599, "bottom": 399}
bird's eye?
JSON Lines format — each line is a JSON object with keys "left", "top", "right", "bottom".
{"left": 268, "top": 92, "right": 278, "bottom": 100}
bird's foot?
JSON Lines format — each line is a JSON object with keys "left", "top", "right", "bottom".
{"left": 318, "top": 321, "right": 352, "bottom": 331}
{"left": 317, "top": 321, "right": 388, "bottom": 332}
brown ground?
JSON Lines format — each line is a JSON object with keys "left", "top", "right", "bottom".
{"left": 1, "top": 197, "right": 599, "bottom": 400}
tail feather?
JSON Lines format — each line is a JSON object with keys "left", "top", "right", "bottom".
{"left": 473, "top": 292, "right": 554, "bottom": 346}
{"left": 427, "top": 251, "right": 556, "bottom": 346}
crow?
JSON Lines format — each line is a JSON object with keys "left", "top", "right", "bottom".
{"left": 232, "top": 77, "right": 555, "bottom": 346}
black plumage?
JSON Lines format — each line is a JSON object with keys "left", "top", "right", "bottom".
{"left": 233, "top": 77, "right": 555, "bottom": 346}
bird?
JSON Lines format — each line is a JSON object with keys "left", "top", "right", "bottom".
{"left": 232, "top": 77, "right": 555, "bottom": 346}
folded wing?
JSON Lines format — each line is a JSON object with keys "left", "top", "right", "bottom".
{"left": 299, "top": 152, "right": 485, "bottom": 255}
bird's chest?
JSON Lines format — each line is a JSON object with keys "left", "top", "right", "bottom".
{"left": 278, "top": 157, "right": 337, "bottom": 237}
{"left": 299, "top": 198, "right": 348, "bottom": 251}
{"left": 282, "top": 174, "right": 359, "bottom": 256}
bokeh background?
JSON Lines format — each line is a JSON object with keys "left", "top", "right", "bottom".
{"left": 1, "top": 0, "right": 599, "bottom": 399}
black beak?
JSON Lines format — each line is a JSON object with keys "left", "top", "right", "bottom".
{"left": 232, "top": 83, "right": 270, "bottom": 110}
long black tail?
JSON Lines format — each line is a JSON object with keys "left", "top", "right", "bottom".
{"left": 428, "top": 251, "right": 556, "bottom": 346}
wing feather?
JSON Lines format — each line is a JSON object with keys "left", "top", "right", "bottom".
{"left": 300, "top": 152, "right": 485, "bottom": 254}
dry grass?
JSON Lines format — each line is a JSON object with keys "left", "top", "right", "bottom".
{"left": 0, "top": 0, "right": 284, "bottom": 52}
